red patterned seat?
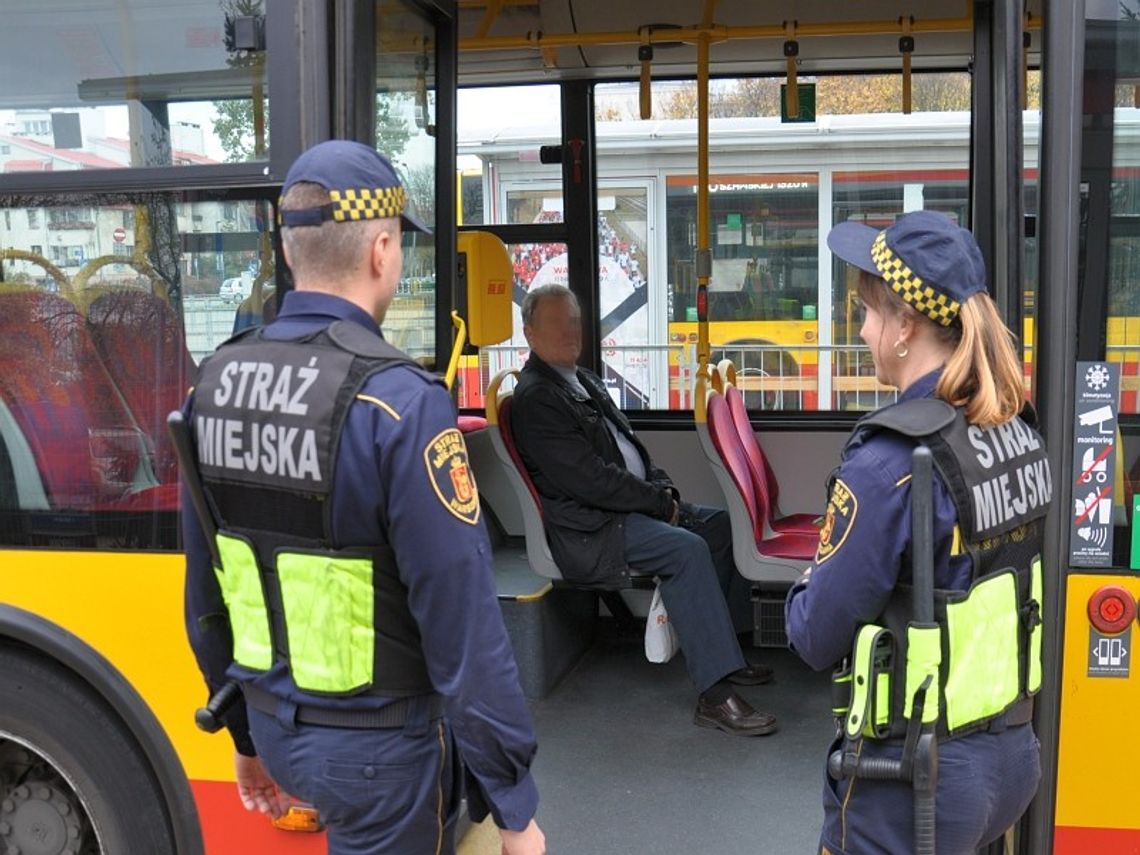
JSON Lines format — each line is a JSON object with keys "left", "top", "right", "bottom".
{"left": 0, "top": 291, "right": 162, "bottom": 512}
{"left": 695, "top": 372, "right": 816, "bottom": 583}
{"left": 85, "top": 289, "right": 195, "bottom": 486}
{"left": 724, "top": 385, "right": 821, "bottom": 537}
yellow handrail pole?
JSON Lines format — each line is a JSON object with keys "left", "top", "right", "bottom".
{"left": 444, "top": 310, "right": 468, "bottom": 391}
{"left": 696, "top": 30, "right": 711, "bottom": 368}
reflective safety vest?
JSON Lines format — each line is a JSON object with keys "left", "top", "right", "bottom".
{"left": 192, "top": 320, "right": 435, "bottom": 697}
{"left": 834, "top": 399, "right": 1051, "bottom": 742}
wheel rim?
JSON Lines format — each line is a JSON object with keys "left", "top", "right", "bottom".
{"left": 0, "top": 730, "right": 104, "bottom": 854}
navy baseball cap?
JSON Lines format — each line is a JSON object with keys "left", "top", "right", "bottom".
{"left": 827, "top": 210, "right": 986, "bottom": 326}
{"left": 278, "top": 140, "right": 430, "bottom": 234}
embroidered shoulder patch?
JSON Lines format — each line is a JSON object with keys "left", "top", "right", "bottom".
{"left": 423, "top": 428, "right": 481, "bottom": 525}
{"left": 816, "top": 478, "right": 858, "bottom": 564}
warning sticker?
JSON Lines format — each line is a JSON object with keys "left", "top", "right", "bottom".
{"left": 1088, "top": 626, "right": 1131, "bottom": 678}
{"left": 1070, "top": 362, "right": 1121, "bottom": 567}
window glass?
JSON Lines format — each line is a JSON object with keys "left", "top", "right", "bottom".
{"left": 0, "top": 192, "right": 276, "bottom": 550}
{"left": 458, "top": 85, "right": 562, "bottom": 226}
{"left": 591, "top": 74, "right": 974, "bottom": 411}
{"left": 375, "top": 0, "right": 437, "bottom": 365}
{"left": 0, "top": 1, "right": 270, "bottom": 171}
{"left": 1077, "top": 5, "right": 1140, "bottom": 567}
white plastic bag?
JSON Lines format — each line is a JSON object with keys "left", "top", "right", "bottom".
{"left": 644, "top": 584, "right": 680, "bottom": 663}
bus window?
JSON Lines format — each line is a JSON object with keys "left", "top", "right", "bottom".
{"left": 1, "top": 0, "right": 270, "bottom": 171}
{"left": 832, "top": 168, "right": 970, "bottom": 410}
{"left": 375, "top": 0, "right": 439, "bottom": 367}
{"left": 458, "top": 85, "right": 562, "bottom": 226}
{"left": 591, "top": 74, "right": 976, "bottom": 413}
{"left": 455, "top": 85, "right": 563, "bottom": 406}
{"left": 0, "top": 193, "right": 276, "bottom": 549}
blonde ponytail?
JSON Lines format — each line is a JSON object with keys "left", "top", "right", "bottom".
{"left": 936, "top": 294, "right": 1024, "bottom": 428}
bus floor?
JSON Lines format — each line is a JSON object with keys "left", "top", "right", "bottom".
{"left": 460, "top": 624, "right": 832, "bottom": 854}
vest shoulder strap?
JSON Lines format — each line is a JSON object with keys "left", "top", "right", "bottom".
{"left": 326, "top": 320, "right": 444, "bottom": 389}
{"left": 858, "top": 398, "right": 957, "bottom": 438}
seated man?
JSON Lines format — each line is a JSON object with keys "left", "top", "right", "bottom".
{"left": 510, "top": 283, "right": 778, "bottom": 737}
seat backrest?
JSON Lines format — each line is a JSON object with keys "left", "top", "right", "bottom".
{"left": 706, "top": 391, "right": 764, "bottom": 543}
{"left": 496, "top": 395, "right": 545, "bottom": 519}
{"left": 85, "top": 288, "right": 195, "bottom": 485}
{"left": 0, "top": 290, "right": 157, "bottom": 511}
{"left": 485, "top": 369, "right": 561, "bottom": 579}
{"left": 725, "top": 385, "right": 779, "bottom": 521}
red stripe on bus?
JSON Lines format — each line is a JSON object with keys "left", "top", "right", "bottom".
{"left": 191, "top": 780, "right": 326, "bottom": 854}
{"left": 1054, "top": 825, "right": 1140, "bottom": 854}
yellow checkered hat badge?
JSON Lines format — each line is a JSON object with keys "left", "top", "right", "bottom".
{"left": 827, "top": 210, "right": 988, "bottom": 326}
{"left": 871, "top": 232, "right": 960, "bottom": 327}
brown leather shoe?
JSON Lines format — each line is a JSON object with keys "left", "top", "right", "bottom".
{"left": 694, "top": 692, "right": 779, "bottom": 736}
{"left": 727, "top": 663, "right": 774, "bottom": 686}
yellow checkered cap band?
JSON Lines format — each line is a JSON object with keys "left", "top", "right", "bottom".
{"left": 328, "top": 187, "right": 407, "bottom": 222}
{"left": 870, "top": 231, "right": 961, "bottom": 326}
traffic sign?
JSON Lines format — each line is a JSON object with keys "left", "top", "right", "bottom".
{"left": 113, "top": 227, "right": 127, "bottom": 243}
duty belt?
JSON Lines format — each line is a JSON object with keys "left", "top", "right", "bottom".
{"left": 243, "top": 683, "right": 444, "bottom": 730}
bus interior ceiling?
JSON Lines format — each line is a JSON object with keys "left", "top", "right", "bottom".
{"left": 456, "top": 0, "right": 1042, "bottom": 83}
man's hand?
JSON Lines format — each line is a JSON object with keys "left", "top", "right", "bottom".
{"left": 234, "top": 753, "right": 291, "bottom": 820}
{"left": 500, "top": 819, "right": 546, "bottom": 855}
{"left": 669, "top": 500, "right": 680, "bottom": 526}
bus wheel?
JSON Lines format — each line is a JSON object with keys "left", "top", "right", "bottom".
{"left": 0, "top": 646, "right": 177, "bottom": 855}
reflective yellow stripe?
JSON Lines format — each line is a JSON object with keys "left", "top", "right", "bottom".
{"left": 356, "top": 393, "right": 401, "bottom": 420}
{"left": 277, "top": 552, "right": 375, "bottom": 693}
{"left": 895, "top": 474, "right": 912, "bottom": 487}
{"left": 944, "top": 572, "right": 1020, "bottom": 729}
{"left": 215, "top": 533, "right": 273, "bottom": 671}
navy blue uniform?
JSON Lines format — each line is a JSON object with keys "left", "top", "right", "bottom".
{"left": 785, "top": 371, "right": 1040, "bottom": 855}
{"left": 184, "top": 291, "right": 538, "bottom": 851}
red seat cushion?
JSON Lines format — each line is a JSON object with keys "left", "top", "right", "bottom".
{"left": 497, "top": 396, "right": 544, "bottom": 518}
{"left": 86, "top": 289, "right": 195, "bottom": 485}
{"left": 757, "top": 531, "right": 819, "bottom": 560}
{"left": 458, "top": 415, "right": 488, "bottom": 433}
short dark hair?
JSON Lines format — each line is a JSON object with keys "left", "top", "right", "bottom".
{"left": 521, "top": 284, "right": 578, "bottom": 327}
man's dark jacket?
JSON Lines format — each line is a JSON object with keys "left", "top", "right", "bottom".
{"left": 509, "top": 353, "right": 677, "bottom": 587}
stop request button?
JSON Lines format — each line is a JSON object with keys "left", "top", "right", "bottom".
{"left": 1088, "top": 584, "right": 1137, "bottom": 635}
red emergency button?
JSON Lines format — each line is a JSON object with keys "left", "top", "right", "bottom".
{"left": 1088, "top": 585, "right": 1136, "bottom": 635}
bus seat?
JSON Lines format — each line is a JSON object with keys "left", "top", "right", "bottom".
{"left": 84, "top": 288, "right": 195, "bottom": 485}
{"left": 486, "top": 369, "right": 563, "bottom": 580}
{"left": 0, "top": 291, "right": 160, "bottom": 513}
{"left": 723, "top": 384, "right": 821, "bottom": 538}
{"left": 695, "top": 372, "right": 816, "bottom": 583}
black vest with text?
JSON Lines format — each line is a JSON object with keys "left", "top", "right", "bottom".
{"left": 192, "top": 320, "right": 436, "bottom": 697}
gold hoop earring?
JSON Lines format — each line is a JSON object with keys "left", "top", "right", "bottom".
{"left": 894, "top": 341, "right": 909, "bottom": 359}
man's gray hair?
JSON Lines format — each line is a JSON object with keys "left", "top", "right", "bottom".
{"left": 521, "top": 284, "right": 579, "bottom": 327}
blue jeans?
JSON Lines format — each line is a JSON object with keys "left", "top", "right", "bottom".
{"left": 819, "top": 724, "right": 1041, "bottom": 855}
{"left": 624, "top": 505, "right": 747, "bottom": 692}
{"left": 248, "top": 701, "right": 462, "bottom": 855}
